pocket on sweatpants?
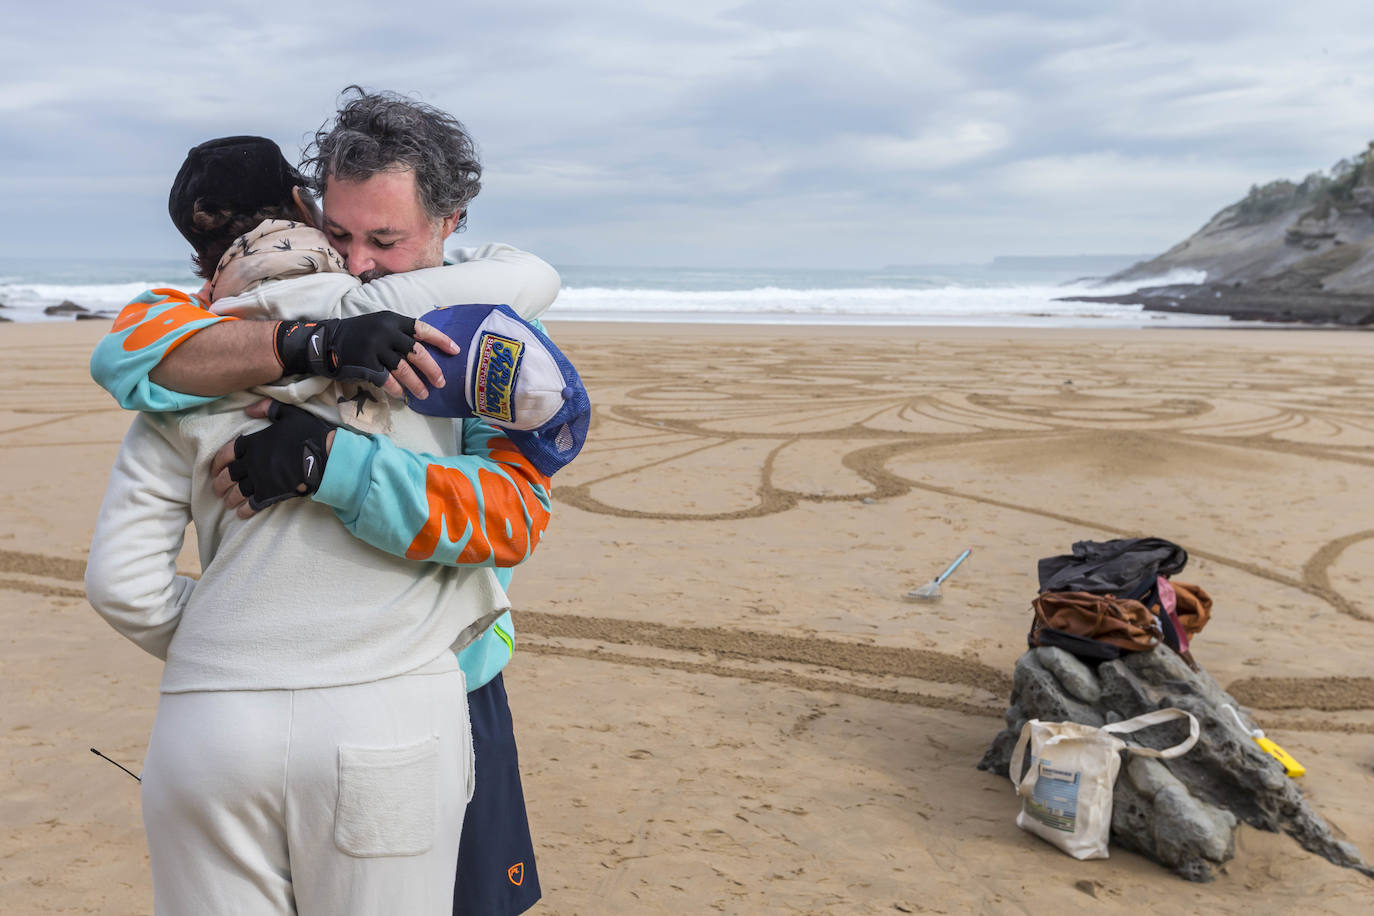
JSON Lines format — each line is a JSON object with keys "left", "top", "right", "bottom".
{"left": 335, "top": 735, "right": 438, "bottom": 857}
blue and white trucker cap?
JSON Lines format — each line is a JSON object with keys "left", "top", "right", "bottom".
{"left": 407, "top": 304, "right": 590, "bottom": 476}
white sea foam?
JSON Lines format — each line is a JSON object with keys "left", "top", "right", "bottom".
{"left": 1094, "top": 267, "right": 1209, "bottom": 289}
{"left": 1, "top": 279, "right": 196, "bottom": 322}
{"left": 544, "top": 271, "right": 1225, "bottom": 328}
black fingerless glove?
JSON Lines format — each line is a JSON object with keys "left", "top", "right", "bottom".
{"left": 275, "top": 311, "right": 418, "bottom": 386}
{"left": 227, "top": 402, "right": 337, "bottom": 511}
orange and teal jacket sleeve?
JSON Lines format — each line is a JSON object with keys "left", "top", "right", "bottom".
{"left": 89, "top": 288, "right": 234, "bottom": 411}
{"left": 311, "top": 418, "right": 553, "bottom": 569}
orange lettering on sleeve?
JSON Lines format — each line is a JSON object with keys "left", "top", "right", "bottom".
{"left": 404, "top": 441, "right": 551, "bottom": 566}
{"left": 114, "top": 289, "right": 220, "bottom": 353}
{"left": 483, "top": 437, "right": 552, "bottom": 559}
{"left": 113, "top": 289, "right": 197, "bottom": 332}
{"left": 111, "top": 301, "right": 153, "bottom": 333}
{"left": 475, "top": 469, "right": 531, "bottom": 566}
{"left": 121, "top": 303, "right": 217, "bottom": 352}
{"left": 406, "top": 465, "right": 491, "bottom": 563}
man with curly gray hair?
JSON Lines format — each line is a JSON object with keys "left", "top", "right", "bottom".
{"left": 304, "top": 87, "right": 484, "bottom": 282}
{"left": 302, "top": 88, "right": 545, "bottom": 916}
{"left": 90, "top": 87, "right": 553, "bottom": 916}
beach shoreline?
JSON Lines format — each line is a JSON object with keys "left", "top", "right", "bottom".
{"left": 2, "top": 319, "right": 1371, "bottom": 914}
{"left": 1058, "top": 283, "right": 1374, "bottom": 328}
{"left": 2, "top": 256, "right": 1324, "bottom": 329}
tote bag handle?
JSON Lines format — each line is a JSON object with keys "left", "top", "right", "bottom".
{"left": 1100, "top": 707, "right": 1199, "bottom": 759}
{"left": 1009, "top": 708, "right": 1199, "bottom": 796}
{"left": 1009, "top": 723, "right": 1032, "bottom": 794}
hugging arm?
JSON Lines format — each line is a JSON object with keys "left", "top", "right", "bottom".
{"left": 89, "top": 289, "right": 451, "bottom": 407}
{"left": 90, "top": 288, "right": 240, "bottom": 412}
{"left": 89, "top": 246, "right": 561, "bottom": 413}
{"left": 340, "top": 244, "right": 561, "bottom": 322}
{"left": 312, "top": 418, "right": 552, "bottom": 568}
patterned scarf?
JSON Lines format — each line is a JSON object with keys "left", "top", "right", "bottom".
{"left": 209, "top": 219, "right": 348, "bottom": 301}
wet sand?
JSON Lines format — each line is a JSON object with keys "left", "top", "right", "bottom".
{"left": 2, "top": 320, "right": 1372, "bottom": 913}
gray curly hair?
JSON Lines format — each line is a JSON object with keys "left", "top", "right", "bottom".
{"left": 301, "top": 86, "right": 482, "bottom": 232}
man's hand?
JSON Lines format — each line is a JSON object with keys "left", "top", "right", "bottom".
{"left": 275, "top": 311, "right": 460, "bottom": 400}
{"left": 212, "top": 400, "right": 338, "bottom": 518}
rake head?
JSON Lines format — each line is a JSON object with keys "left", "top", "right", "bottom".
{"left": 907, "top": 579, "right": 943, "bottom": 601}
{"left": 905, "top": 548, "right": 971, "bottom": 602}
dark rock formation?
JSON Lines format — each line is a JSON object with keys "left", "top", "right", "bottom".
{"left": 44, "top": 300, "right": 87, "bottom": 316}
{"left": 1059, "top": 284, "right": 1374, "bottom": 326}
{"left": 979, "top": 646, "right": 1373, "bottom": 882}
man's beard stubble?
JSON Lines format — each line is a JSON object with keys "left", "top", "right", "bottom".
{"left": 354, "top": 237, "right": 444, "bottom": 284}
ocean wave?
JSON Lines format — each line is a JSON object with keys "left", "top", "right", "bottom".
{"left": 1075, "top": 268, "right": 1209, "bottom": 292}
{"left": 0, "top": 278, "right": 197, "bottom": 321}
{"left": 3, "top": 280, "right": 190, "bottom": 304}
{"left": 0, "top": 271, "right": 1228, "bottom": 328}
{"left": 546, "top": 281, "right": 1212, "bottom": 325}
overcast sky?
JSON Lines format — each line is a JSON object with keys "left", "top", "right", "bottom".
{"left": 7, "top": 1, "right": 1374, "bottom": 268}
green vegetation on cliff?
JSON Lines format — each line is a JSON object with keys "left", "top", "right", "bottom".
{"left": 1113, "top": 141, "right": 1374, "bottom": 299}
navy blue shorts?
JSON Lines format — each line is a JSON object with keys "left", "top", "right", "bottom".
{"left": 454, "top": 672, "right": 541, "bottom": 916}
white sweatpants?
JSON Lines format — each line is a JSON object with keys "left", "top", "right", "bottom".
{"left": 141, "top": 662, "right": 472, "bottom": 916}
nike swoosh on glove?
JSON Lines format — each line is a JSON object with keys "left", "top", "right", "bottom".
{"left": 275, "top": 311, "right": 417, "bottom": 387}
{"left": 227, "top": 401, "right": 336, "bottom": 511}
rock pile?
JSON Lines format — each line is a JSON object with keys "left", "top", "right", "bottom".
{"left": 979, "top": 646, "right": 1373, "bottom": 882}
{"left": 41, "top": 300, "right": 117, "bottom": 320}
{"left": 44, "top": 300, "right": 87, "bottom": 316}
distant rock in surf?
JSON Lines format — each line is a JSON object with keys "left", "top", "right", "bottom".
{"left": 45, "top": 300, "right": 88, "bottom": 316}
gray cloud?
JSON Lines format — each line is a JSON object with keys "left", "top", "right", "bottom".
{"left": 7, "top": 1, "right": 1374, "bottom": 266}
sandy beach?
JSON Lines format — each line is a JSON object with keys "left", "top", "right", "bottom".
{"left": 2, "top": 319, "right": 1372, "bottom": 914}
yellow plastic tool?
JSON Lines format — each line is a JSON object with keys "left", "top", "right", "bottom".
{"left": 1223, "top": 704, "right": 1305, "bottom": 778}
{"left": 1253, "top": 736, "right": 1306, "bottom": 778}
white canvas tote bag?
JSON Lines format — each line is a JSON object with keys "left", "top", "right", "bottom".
{"left": 1008, "top": 708, "right": 1200, "bottom": 860}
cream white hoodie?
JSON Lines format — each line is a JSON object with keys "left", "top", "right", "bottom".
{"left": 86, "top": 231, "right": 557, "bottom": 692}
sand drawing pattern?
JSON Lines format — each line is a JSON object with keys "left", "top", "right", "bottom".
{"left": 542, "top": 332, "right": 1374, "bottom": 726}
{"left": 13, "top": 332, "right": 1372, "bottom": 729}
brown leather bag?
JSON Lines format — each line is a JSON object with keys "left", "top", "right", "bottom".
{"left": 1169, "top": 581, "right": 1212, "bottom": 638}
{"left": 1030, "top": 592, "right": 1161, "bottom": 652}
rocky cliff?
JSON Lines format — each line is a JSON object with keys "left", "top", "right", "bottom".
{"left": 1117, "top": 144, "right": 1374, "bottom": 292}
{"left": 1064, "top": 146, "right": 1374, "bottom": 324}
